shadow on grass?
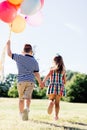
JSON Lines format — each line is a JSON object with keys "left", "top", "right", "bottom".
{"left": 30, "top": 119, "right": 87, "bottom": 130}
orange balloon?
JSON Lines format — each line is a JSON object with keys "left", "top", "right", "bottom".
{"left": 10, "top": 15, "right": 26, "bottom": 33}
{"left": 15, "top": 4, "right": 21, "bottom": 10}
{"left": 8, "top": 0, "right": 23, "bottom": 5}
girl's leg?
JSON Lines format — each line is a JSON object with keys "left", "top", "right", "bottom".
{"left": 54, "top": 95, "right": 61, "bottom": 120}
{"left": 47, "top": 94, "right": 55, "bottom": 114}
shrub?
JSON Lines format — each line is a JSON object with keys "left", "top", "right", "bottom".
{"left": 64, "top": 73, "right": 87, "bottom": 103}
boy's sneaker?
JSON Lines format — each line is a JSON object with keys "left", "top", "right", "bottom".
{"left": 22, "top": 108, "right": 28, "bottom": 121}
{"left": 47, "top": 101, "right": 54, "bottom": 114}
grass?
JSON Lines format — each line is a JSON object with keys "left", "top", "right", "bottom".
{"left": 0, "top": 98, "right": 87, "bottom": 130}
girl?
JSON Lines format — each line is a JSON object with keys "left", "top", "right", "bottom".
{"left": 43, "top": 55, "right": 66, "bottom": 120}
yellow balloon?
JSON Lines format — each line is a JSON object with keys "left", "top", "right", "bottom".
{"left": 8, "top": 0, "right": 23, "bottom": 5}
{"left": 10, "top": 15, "right": 26, "bottom": 33}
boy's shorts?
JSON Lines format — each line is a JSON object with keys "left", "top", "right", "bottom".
{"left": 17, "top": 81, "right": 35, "bottom": 100}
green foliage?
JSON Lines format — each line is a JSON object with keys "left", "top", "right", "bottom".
{"left": 32, "top": 87, "right": 47, "bottom": 99}
{"left": 65, "top": 73, "right": 87, "bottom": 103}
{"left": 0, "top": 74, "right": 17, "bottom": 97}
{"left": 7, "top": 76, "right": 47, "bottom": 99}
{"left": 0, "top": 83, "right": 9, "bottom": 97}
{"left": 8, "top": 81, "right": 18, "bottom": 98}
{"left": 32, "top": 77, "right": 47, "bottom": 99}
{"left": 2, "top": 70, "right": 87, "bottom": 103}
{"left": 66, "top": 70, "right": 78, "bottom": 81}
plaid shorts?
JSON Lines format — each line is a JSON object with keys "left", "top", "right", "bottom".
{"left": 17, "top": 81, "right": 35, "bottom": 99}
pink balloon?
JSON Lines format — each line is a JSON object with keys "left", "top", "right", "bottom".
{"left": 25, "top": 12, "right": 43, "bottom": 27}
{"left": 0, "top": 1, "right": 17, "bottom": 23}
{"left": 40, "top": 0, "right": 44, "bottom": 8}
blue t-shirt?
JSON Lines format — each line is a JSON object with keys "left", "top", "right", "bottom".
{"left": 12, "top": 54, "right": 39, "bottom": 83}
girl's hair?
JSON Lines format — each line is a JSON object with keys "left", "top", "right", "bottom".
{"left": 53, "top": 55, "right": 65, "bottom": 73}
{"left": 23, "top": 44, "right": 32, "bottom": 53}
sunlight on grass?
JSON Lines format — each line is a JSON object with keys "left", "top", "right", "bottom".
{"left": 0, "top": 98, "right": 87, "bottom": 130}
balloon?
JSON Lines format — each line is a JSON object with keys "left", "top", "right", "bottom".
{"left": 20, "top": 0, "right": 41, "bottom": 15}
{"left": 15, "top": 4, "right": 21, "bottom": 10}
{"left": 0, "top": 1, "right": 17, "bottom": 23}
{"left": 40, "top": 0, "right": 44, "bottom": 8}
{"left": 25, "top": 11, "right": 43, "bottom": 26}
{"left": 10, "top": 15, "right": 26, "bottom": 33}
{"left": 7, "top": 0, "right": 23, "bottom": 5}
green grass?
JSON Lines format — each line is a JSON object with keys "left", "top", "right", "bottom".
{"left": 0, "top": 98, "right": 87, "bottom": 130}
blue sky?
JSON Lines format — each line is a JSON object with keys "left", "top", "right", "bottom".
{"left": 0, "top": 0, "right": 87, "bottom": 76}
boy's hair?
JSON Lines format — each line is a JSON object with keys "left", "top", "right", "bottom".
{"left": 23, "top": 44, "right": 32, "bottom": 53}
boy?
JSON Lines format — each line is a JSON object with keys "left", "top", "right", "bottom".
{"left": 6, "top": 40, "right": 43, "bottom": 121}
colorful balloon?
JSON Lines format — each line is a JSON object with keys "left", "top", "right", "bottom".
{"left": 25, "top": 11, "right": 43, "bottom": 26}
{"left": 20, "top": 0, "right": 41, "bottom": 15}
{"left": 7, "top": 0, "right": 23, "bottom": 5}
{"left": 0, "top": 1, "right": 17, "bottom": 23}
{"left": 40, "top": 0, "right": 44, "bottom": 8}
{"left": 10, "top": 15, "right": 26, "bottom": 33}
{"left": 14, "top": 4, "right": 21, "bottom": 10}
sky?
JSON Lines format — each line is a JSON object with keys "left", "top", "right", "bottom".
{"left": 0, "top": 0, "right": 87, "bottom": 76}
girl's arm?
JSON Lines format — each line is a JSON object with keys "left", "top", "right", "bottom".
{"left": 62, "top": 71, "right": 66, "bottom": 85}
{"left": 43, "top": 71, "right": 51, "bottom": 83}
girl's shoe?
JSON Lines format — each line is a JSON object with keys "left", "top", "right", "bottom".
{"left": 47, "top": 101, "right": 54, "bottom": 114}
{"left": 54, "top": 116, "right": 58, "bottom": 121}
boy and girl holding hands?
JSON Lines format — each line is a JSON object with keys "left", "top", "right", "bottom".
{"left": 6, "top": 40, "right": 66, "bottom": 121}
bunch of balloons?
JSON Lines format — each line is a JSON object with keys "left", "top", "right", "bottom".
{"left": 0, "top": 0, "right": 44, "bottom": 33}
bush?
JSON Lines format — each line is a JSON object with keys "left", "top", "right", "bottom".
{"left": 8, "top": 81, "right": 18, "bottom": 98}
{"left": 8, "top": 81, "right": 47, "bottom": 99}
{"left": 64, "top": 73, "right": 87, "bottom": 103}
{"left": 32, "top": 87, "right": 47, "bottom": 99}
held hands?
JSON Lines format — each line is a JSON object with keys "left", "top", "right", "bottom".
{"left": 39, "top": 81, "right": 45, "bottom": 89}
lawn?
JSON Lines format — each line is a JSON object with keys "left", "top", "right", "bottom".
{"left": 0, "top": 98, "right": 87, "bottom": 130}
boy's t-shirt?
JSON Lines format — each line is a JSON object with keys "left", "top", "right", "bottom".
{"left": 12, "top": 53, "right": 39, "bottom": 83}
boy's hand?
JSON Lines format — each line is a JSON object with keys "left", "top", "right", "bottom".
{"left": 40, "top": 82, "right": 44, "bottom": 89}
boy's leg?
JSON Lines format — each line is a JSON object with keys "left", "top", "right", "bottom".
{"left": 19, "top": 99, "right": 24, "bottom": 113}
{"left": 24, "top": 82, "right": 34, "bottom": 110}
{"left": 25, "top": 99, "right": 31, "bottom": 112}
{"left": 17, "top": 82, "right": 26, "bottom": 113}
{"left": 22, "top": 82, "right": 34, "bottom": 120}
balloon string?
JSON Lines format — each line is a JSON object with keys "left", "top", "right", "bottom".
{"left": 8, "top": 24, "right": 12, "bottom": 40}
{"left": 4, "top": 24, "right": 12, "bottom": 49}
{"left": 0, "top": 24, "right": 12, "bottom": 81}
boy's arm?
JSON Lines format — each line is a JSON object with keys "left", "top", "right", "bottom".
{"left": 34, "top": 72, "right": 44, "bottom": 88}
{"left": 6, "top": 40, "right": 12, "bottom": 58}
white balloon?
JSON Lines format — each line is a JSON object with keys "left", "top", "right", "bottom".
{"left": 20, "top": 0, "right": 41, "bottom": 15}
{"left": 25, "top": 11, "right": 43, "bottom": 26}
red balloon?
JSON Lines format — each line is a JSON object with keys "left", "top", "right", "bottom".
{"left": 0, "top": 1, "right": 17, "bottom": 23}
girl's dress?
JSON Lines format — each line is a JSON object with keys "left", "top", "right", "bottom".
{"left": 47, "top": 70, "right": 66, "bottom": 96}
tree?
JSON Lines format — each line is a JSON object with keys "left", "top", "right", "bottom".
{"left": 8, "top": 81, "right": 18, "bottom": 98}
{"left": 66, "top": 70, "right": 78, "bottom": 81}
{"left": 65, "top": 73, "right": 87, "bottom": 103}
{"left": 0, "top": 73, "right": 17, "bottom": 97}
